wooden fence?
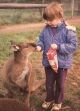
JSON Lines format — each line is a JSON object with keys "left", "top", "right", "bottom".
{"left": 0, "top": 3, "right": 47, "bottom": 9}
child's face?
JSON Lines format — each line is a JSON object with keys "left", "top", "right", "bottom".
{"left": 45, "top": 18, "right": 62, "bottom": 27}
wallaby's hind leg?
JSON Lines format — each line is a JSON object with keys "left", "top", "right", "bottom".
{"left": 24, "top": 92, "right": 30, "bottom": 108}
{"left": 3, "top": 82, "right": 14, "bottom": 98}
{"left": 28, "top": 70, "right": 45, "bottom": 92}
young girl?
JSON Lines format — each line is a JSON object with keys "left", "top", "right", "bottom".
{"left": 36, "top": 2, "right": 77, "bottom": 111}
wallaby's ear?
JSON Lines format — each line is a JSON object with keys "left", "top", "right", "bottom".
{"left": 11, "top": 45, "right": 20, "bottom": 52}
{"left": 10, "top": 40, "right": 20, "bottom": 51}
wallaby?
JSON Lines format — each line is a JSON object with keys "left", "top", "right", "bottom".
{"left": 2, "top": 42, "right": 36, "bottom": 105}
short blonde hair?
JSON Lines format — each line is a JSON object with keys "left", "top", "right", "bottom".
{"left": 43, "top": 2, "right": 63, "bottom": 21}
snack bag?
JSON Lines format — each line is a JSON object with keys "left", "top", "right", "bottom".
{"left": 47, "top": 47, "right": 58, "bottom": 73}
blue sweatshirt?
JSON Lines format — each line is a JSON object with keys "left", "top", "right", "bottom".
{"left": 37, "top": 22, "right": 77, "bottom": 68}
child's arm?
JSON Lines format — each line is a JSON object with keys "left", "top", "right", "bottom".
{"left": 58, "top": 26, "right": 77, "bottom": 54}
{"left": 36, "top": 29, "right": 44, "bottom": 51}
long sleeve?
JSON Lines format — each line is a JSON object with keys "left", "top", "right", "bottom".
{"left": 58, "top": 27, "right": 77, "bottom": 55}
{"left": 36, "top": 30, "right": 44, "bottom": 51}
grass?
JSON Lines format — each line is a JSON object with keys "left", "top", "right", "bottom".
{"left": 0, "top": 9, "right": 42, "bottom": 25}
{"left": 64, "top": 99, "right": 72, "bottom": 106}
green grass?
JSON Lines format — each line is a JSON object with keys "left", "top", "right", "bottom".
{"left": 0, "top": 9, "right": 42, "bottom": 25}
{"left": 64, "top": 99, "right": 72, "bottom": 105}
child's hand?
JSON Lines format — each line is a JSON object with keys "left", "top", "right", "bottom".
{"left": 51, "top": 44, "right": 58, "bottom": 49}
{"left": 36, "top": 46, "right": 41, "bottom": 51}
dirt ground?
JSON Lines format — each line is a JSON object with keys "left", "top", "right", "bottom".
{"left": 0, "top": 17, "right": 80, "bottom": 33}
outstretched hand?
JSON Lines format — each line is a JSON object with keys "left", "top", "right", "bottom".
{"left": 36, "top": 46, "right": 42, "bottom": 51}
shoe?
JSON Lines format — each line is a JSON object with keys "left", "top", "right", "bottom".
{"left": 51, "top": 103, "right": 62, "bottom": 111}
{"left": 42, "top": 101, "right": 52, "bottom": 109}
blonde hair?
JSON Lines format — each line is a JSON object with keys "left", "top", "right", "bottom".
{"left": 43, "top": 2, "right": 63, "bottom": 21}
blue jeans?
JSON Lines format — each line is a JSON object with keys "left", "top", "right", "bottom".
{"left": 44, "top": 66, "right": 68, "bottom": 104}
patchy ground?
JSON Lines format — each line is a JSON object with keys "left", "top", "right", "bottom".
{"left": 0, "top": 17, "right": 80, "bottom": 33}
{"left": 0, "top": 17, "right": 80, "bottom": 111}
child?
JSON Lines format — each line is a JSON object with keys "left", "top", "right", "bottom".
{"left": 36, "top": 2, "right": 77, "bottom": 111}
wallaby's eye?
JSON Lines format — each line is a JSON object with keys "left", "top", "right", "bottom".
{"left": 27, "top": 43, "right": 36, "bottom": 47}
{"left": 31, "top": 43, "right": 36, "bottom": 47}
